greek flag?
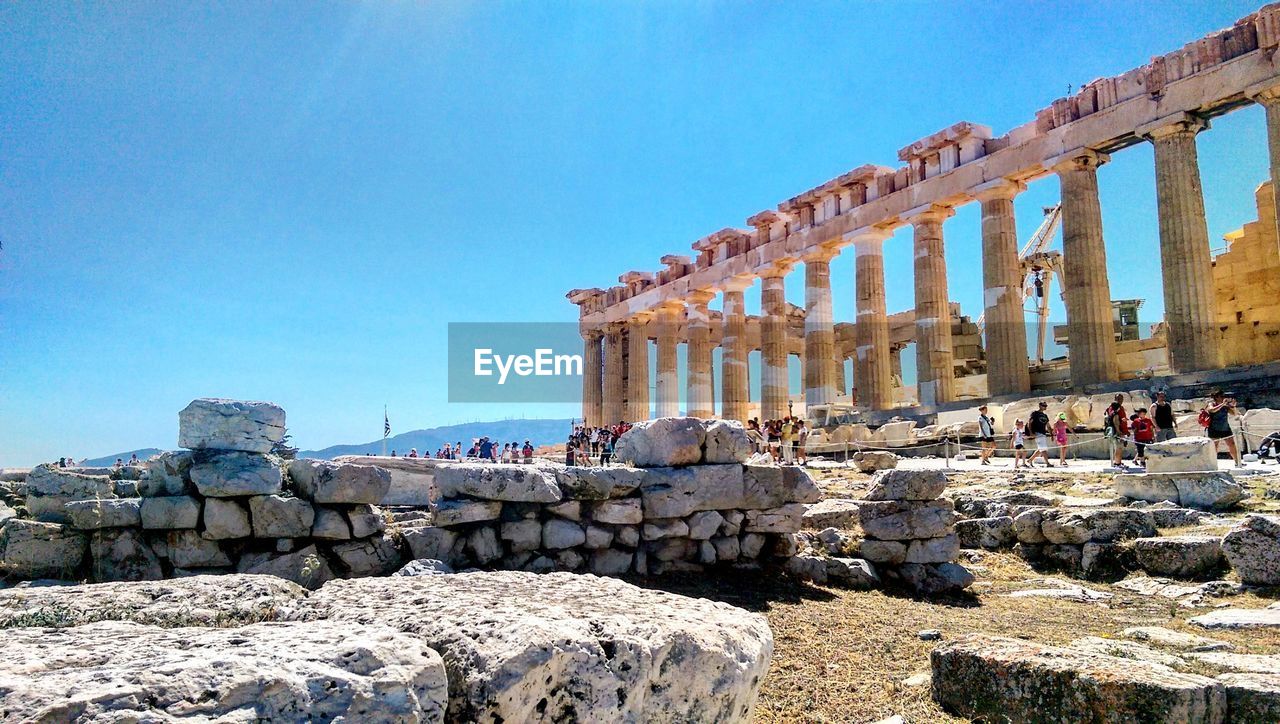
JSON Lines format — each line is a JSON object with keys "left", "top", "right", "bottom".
{"left": 384, "top": 407, "right": 391, "bottom": 438}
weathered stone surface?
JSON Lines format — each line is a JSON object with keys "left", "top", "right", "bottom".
{"left": 466, "top": 527, "right": 502, "bottom": 564}
{"left": 906, "top": 534, "right": 960, "bottom": 564}
{"left": 1150, "top": 506, "right": 1204, "bottom": 528}
{"left": 402, "top": 526, "right": 460, "bottom": 564}
{"left": 590, "top": 548, "right": 633, "bottom": 575}
{"left": 199, "top": 497, "right": 251, "bottom": 540}
{"left": 0, "top": 574, "right": 308, "bottom": 627}
{"left": 614, "top": 417, "right": 706, "bottom": 467}
{"left": 435, "top": 463, "right": 561, "bottom": 503}
{"left": 0, "top": 620, "right": 447, "bottom": 722}
{"left": 643, "top": 518, "right": 690, "bottom": 540}
{"left": 178, "top": 398, "right": 286, "bottom": 454}
{"left": 802, "top": 498, "right": 860, "bottom": 529}
{"left": 239, "top": 545, "right": 335, "bottom": 590}
{"left": 1115, "top": 473, "right": 1181, "bottom": 504}
{"left": 639, "top": 464, "right": 745, "bottom": 518}
{"left": 288, "top": 458, "right": 391, "bottom": 504}
{"left": 139, "top": 495, "right": 200, "bottom": 530}
{"left": 311, "top": 506, "right": 352, "bottom": 540}
{"left": 25, "top": 465, "right": 117, "bottom": 523}
{"left": 141, "top": 450, "right": 193, "bottom": 496}
{"left": 739, "top": 533, "right": 766, "bottom": 558}
{"left": 336, "top": 455, "right": 440, "bottom": 506}
{"left": 1065, "top": 636, "right": 1189, "bottom": 669}
{"left": 1222, "top": 514, "right": 1280, "bottom": 585}
{"left": 711, "top": 536, "right": 740, "bottom": 561}
{"left": 860, "top": 538, "right": 907, "bottom": 565}
{"left": 332, "top": 534, "right": 404, "bottom": 577}
{"left": 955, "top": 516, "right": 1015, "bottom": 550}
{"left": 851, "top": 450, "right": 899, "bottom": 473}
{"left": 64, "top": 498, "right": 141, "bottom": 529}
{"left": 1080, "top": 541, "right": 1135, "bottom": 581}
{"left": 858, "top": 499, "right": 956, "bottom": 541}
{"left": 1190, "top": 608, "right": 1280, "bottom": 630}
{"left": 1187, "top": 652, "right": 1280, "bottom": 675}
{"left": 898, "top": 562, "right": 973, "bottom": 595}
{"left": 295, "top": 572, "right": 773, "bottom": 722}
{"left": 167, "top": 530, "right": 231, "bottom": 568}
{"left": 1145, "top": 436, "right": 1218, "bottom": 474}
{"left": 1133, "top": 536, "right": 1223, "bottom": 578}
{"left": 348, "top": 504, "right": 386, "bottom": 538}
{"left": 547, "top": 500, "right": 582, "bottom": 520}
{"left": 395, "top": 558, "right": 454, "bottom": 576}
{"left": 744, "top": 503, "right": 806, "bottom": 534}
{"left": 871, "top": 420, "right": 916, "bottom": 447}
{"left": 0, "top": 520, "right": 85, "bottom": 579}
{"left": 1218, "top": 673, "right": 1280, "bottom": 721}
{"left": 1121, "top": 626, "right": 1231, "bottom": 652}
{"left": 542, "top": 519, "right": 587, "bottom": 549}
{"left": 703, "top": 419, "right": 754, "bottom": 463}
{"left": 433, "top": 499, "right": 502, "bottom": 527}
{"left": 865, "top": 468, "right": 947, "bottom": 501}
{"left": 1039, "top": 508, "right": 1156, "bottom": 545}
{"left": 89, "top": 528, "right": 162, "bottom": 582}
{"left": 591, "top": 498, "right": 642, "bottom": 525}
{"left": 687, "top": 510, "right": 724, "bottom": 540}
{"left": 501, "top": 519, "right": 543, "bottom": 552}
{"left": 1012, "top": 508, "right": 1048, "bottom": 543}
{"left": 554, "top": 466, "right": 645, "bottom": 500}
{"left": 1116, "top": 471, "right": 1243, "bottom": 511}
{"left": 190, "top": 450, "right": 283, "bottom": 497}
{"left": 931, "top": 634, "right": 1225, "bottom": 722}
{"left": 249, "top": 494, "right": 315, "bottom": 538}
{"left": 741, "top": 465, "right": 822, "bottom": 508}
{"left": 584, "top": 524, "right": 613, "bottom": 549}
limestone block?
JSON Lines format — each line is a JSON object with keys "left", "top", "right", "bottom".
{"left": 614, "top": 417, "right": 705, "bottom": 467}
{"left": 1146, "top": 436, "right": 1218, "bottom": 474}
{"left": 0, "top": 520, "right": 85, "bottom": 579}
{"left": 643, "top": 518, "right": 690, "bottom": 540}
{"left": 499, "top": 519, "right": 541, "bottom": 552}
{"left": 711, "top": 536, "right": 740, "bottom": 561}
{"left": 1242, "top": 408, "right": 1280, "bottom": 438}
{"left": 686, "top": 511, "right": 724, "bottom": 540}
{"left": 784, "top": 554, "right": 830, "bottom": 584}
{"left": 394, "top": 559, "right": 454, "bottom": 576}
{"left": 543, "top": 519, "right": 587, "bottom": 549}
{"left": 190, "top": 451, "right": 283, "bottom": 498}
{"left": 741, "top": 465, "right": 822, "bottom": 508}
{"left": 202, "top": 498, "right": 251, "bottom": 540}
{"left": 955, "top": 516, "right": 1015, "bottom": 550}
{"left": 336, "top": 455, "right": 438, "bottom": 506}
{"left": 825, "top": 558, "right": 880, "bottom": 589}
{"left": 332, "top": 534, "right": 405, "bottom": 577}
{"left": 249, "top": 495, "right": 315, "bottom": 538}
{"left": 1218, "top": 673, "right": 1280, "bottom": 721}
{"left": 238, "top": 546, "right": 334, "bottom": 590}
{"left": 348, "top": 504, "right": 385, "bottom": 538}
{"left": 0, "top": 620, "right": 447, "bottom": 722}
{"left": 720, "top": 510, "right": 745, "bottom": 536}
{"left": 828, "top": 424, "right": 872, "bottom": 444}
{"left": 1064, "top": 395, "right": 1095, "bottom": 430}
{"left": 548, "top": 500, "right": 582, "bottom": 520}
{"left": 584, "top": 525, "right": 613, "bottom": 549}
{"left": 25, "top": 466, "right": 117, "bottom": 524}
{"left": 1174, "top": 413, "right": 1206, "bottom": 439}
{"left": 739, "top": 533, "right": 766, "bottom": 558}
{"left": 897, "top": 562, "right": 973, "bottom": 594}
{"left": 167, "top": 530, "right": 231, "bottom": 568}
{"left": 615, "top": 525, "right": 640, "bottom": 548}
{"left": 554, "top": 466, "right": 645, "bottom": 500}
{"left": 859, "top": 538, "right": 907, "bottom": 565}
{"left": 802, "top": 499, "right": 860, "bottom": 529}
{"left": 295, "top": 572, "right": 773, "bottom": 722}
{"left": 1133, "top": 536, "right": 1223, "bottom": 578}
{"left": 312, "top": 507, "right": 352, "bottom": 540}
{"left": 435, "top": 463, "right": 561, "bottom": 503}
{"left": 851, "top": 450, "right": 899, "bottom": 473}
{"left": 1080, "top": 542, "right": 1134, "bottom": 581}
{"left": 703, "top": 419, "right": 753, "bottom": 464}
{"left": 465, "top": 527, "right": 501, "bottom": 564}
{"left": 401, "top": 526, "right": 460, "bottom": 565}
{"left": 591, "top": 498, "right": 643, "bottom": 525}
{"left": 1121, "top": 627, "right": 1231, "bottom": 652}
{"left": 743, "top": 503, "right": 806, "bottom": 534}
{"left": 871, "top": 420, "right": 916, "bottom": 447}
{"left": 64, "top": 498, "right": 141, "bottom": 529}
{"left": 1173, "top": 473, "right": 1244, "bottom": 511}
{"left": 865, "top": 468, "right": 947, "bottom": 501}
{"left": 1222, "top": 515, "right": 1280, "bottom": 586}
{"left": 1191, "top": 608, "right": 1280, "bottom": 629}
{"left": 432, "top": 499, "right": 502, "bottom": 527}
{"left": 1038, "top": 508, "right": 1156, "bottom": 545}
{"left": 178, "top": 398, "right": 286, "bottom": 454}
{"left": 590, "top": 548, "right": 633, "bottom": 575}
{"left": 906, "top": 534, "right": 960, "bottom": 563}
{"left": 288, "top": 459, "right": 391, "bottom": 504}
{"left": 858, "top": 499, "right": 956, "bottom": 541}
{"left": 139, "top": 496, "right": 200, "bottom": 530}
{"left": 639, "top": 465, "right": 745, "bottom": 519}
{"left": 141, "top": 451, "right": 193, "bottom": 497}
{"left": 931, "top": 634, "right": 1225, "bottom": 722}
{"left": 89, "top": 528, "right": 162, "bottom": 582}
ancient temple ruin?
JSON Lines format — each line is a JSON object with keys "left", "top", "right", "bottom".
{"left": 569, "top": 4, "right": 1280, "bottom": 425}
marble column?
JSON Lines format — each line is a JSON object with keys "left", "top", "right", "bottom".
{"left": 1053, "top": 151, "right": 1118, "bottom": 386}
{"left": 760, "top": 265, "right": 792, "bottom": 420}
{"left": 974, "top": 179, "right": 1032, "bottom": 396}
{"left": 654, "top": 303, "right": 681, "bottom": 418}
{"left": 581, "top": 329, "right": 603, "bottom": 426}
{"left": 907, "top": 205, "right": 957, "bottom": 406}
{"left": 685, "top": 291, "right": 716, "bottom": 419}
{"left": 833, "top": 352, "right": 846, "bottom": 398}
{"left": 802, "top": 248, "right": 839, "bottom": 409}
{"left": 720, "top": 278, "right": 752, "bottom": 422}
{"left": 1142, "top": 115, "right": 1220, "bottom": 373}
{"left": 853, "top": 230, "right": 893, "bottom": 410}
{"left": 1253, "top": 86, "right": 1280, "bottom": 236}
{"left": 601, "top": 323, "right": 626, "bottom": 425}
{"left": 625, "top": 313, "right": 651, "bottom": 422}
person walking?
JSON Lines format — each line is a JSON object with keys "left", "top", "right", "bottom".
{"left": 1105, "top": 394, "right": 1130, "bottom": 467}
{"left": 1132, "top": 408, "right": 1155, "bottom": 466}
{"left": 1053, "top": 413, "right": 1070, "bottom": 467}
{"left": 1027, "top": 401, "right": 1054, "bottom": 467}
{"left": 1151, "top": 391, "right": 1177, "bottom": 442}
{"left": 977, "top": 405, "right": 997, "bottom": 465}
{"left": 1205, "top": 390, "right": 1241, "bottom": 466}
{"left": 1011, "top": 419, "right": 1028, "bottom": 469}
{"left": 795, "top": 420, "right": 809, "bottom": 466}
{"left": 780, "top": 417, "right": 796, "bottom": 464}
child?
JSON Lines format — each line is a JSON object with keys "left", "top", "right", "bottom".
{"left": 1132, "top": 408, "right": 1156, "bottom": 466}
{"left": 1011, "top": 419, "right": 1027, "bottom": 469}
{"left": 1053, "top": 413, "right": 1070, "bottom": 467}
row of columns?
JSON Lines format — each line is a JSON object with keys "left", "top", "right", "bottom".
{"left": 582, "top": 102, "right": 1273, "bottom": 425}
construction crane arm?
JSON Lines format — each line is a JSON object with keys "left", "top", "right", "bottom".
{"left": 1018, "top": 205, "right": 1061, "bottom": 258}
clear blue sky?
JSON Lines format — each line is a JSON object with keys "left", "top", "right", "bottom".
{"left": 1, "top": 1, "right": 1269, "bottom": 467}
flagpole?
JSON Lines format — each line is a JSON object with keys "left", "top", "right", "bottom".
{"left": 382, "top": 405, "right": 388, "bottom": 457}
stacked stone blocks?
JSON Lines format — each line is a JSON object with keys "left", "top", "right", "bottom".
{"left": 857, "top": 469, "right": 974, "bottom": 594}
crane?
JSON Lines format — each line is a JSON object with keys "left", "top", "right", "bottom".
{"left": 976, "top": 204, "right": 1063, "bottom": 364}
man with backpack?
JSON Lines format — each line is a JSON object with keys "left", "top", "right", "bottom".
{"left": 1105, "top": 394, "right": 1130, "bottom": 467}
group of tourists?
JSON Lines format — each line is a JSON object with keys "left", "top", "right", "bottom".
{"left": 564, "top": 421, "right": 632, "bottom": 466}
{"left": 745, "top": 417, "right": 809, "bottom": 465}
{"left": 974, "top": 389, "right": 1245, "bottom": 468}
{"left": 392, "top": 438, "right": 537, "bottom": 463}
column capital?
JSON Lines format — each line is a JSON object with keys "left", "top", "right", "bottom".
{"left": 720, "top": 275, "right": 754, "bottom": 293}
{"left": 580, "top": 326, "right": 604, "bottom": 341}
{"left": 1247, "top": 81, "right": 1280, "bottom": 106}
{"left": 758, "top": 260, "right": 795, "bottom": 279}
{"left": 972, "top": 178, "right": 1027, "bottom": 203}
{"left": 846, "top": 225, "right": 893, "bottom": 248}
{"left": 603, "top": 320, "right": 627, "bottom": 334}
{"left": 1049, "top": 148, "right": 1110, "bottom": 174}
{"left": 902, "top": 203, "right": 955, "bottom": 226}
{"left": 801, "top": 244, "right": 840, "bottom": 264}
{"left": 653, "top": 300, "right": 684, "bottom": 315}
{"left": 1136, "top": 112, "right": 1208, "bottom": 142}
{"left": 686, "top": 289, "right": 717, "bottom": 307}
{"left": 628, "top": 310, "right": 655, "bottom": 324}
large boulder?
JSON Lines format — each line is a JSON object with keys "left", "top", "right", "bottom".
{"left": 0, "top": 620, "right": 447, "bottom": 722}
{"left": 64, "top": 498, "right": 141, "bottom": 529}
{"left": 202, "top": 497, "right": 252, "bottom": 539}
{"left": 864, "top": 468, "right": 946, "bottom": 501}
{"left": 293, "top": 572, "right": 773, "bottom": 722}
{"left": 741, "top": 465, "right": 822, "bottom": 508}
{"left": 89, "top": 528, "right": 163, "bottom": 582}
{"left": 0, "top": 520, "right": 86, "bottom": 579}
{"left": 639, "top": 464, "right": 745, "bottom": 518}
{"left": 1133, "top": 536, "right": 1223, "bottom": 579}
{"left": 288, "top": 459, "right": 392, "bottom": 504}
{"left": 141, "top": 450, "right": 193, "bottom": 496}
{"left": 1145, "top": 436, "right": 1218, "bottom": 474}
{"left": 1222, "top": 515, "right": 1280, "bottom": 586}
{"left": 931, "top": 634, "right": 1225, "bottom": 722}
{"left": 139, "top": 495, "right": 201, "bottom": 530}
{"left": 178, "top": 398, "right": 286, "bottom": 454}
{"left": 434, "top": 463, "right": 561, "bottom": 503}
{"left": 238, "top": 545, "right": 335, "bottom": 591}
{"left": 554, "top": 466, "right": 645, "bottom": 500}
{"left": 190, "top": 451, "right": 284, "bottom": 497}
{"left": 703, "top": 419, "right": 753, "bottom": 464}
{"left": 955, "top": 517, "right": 1015, "bottom": 550}
{"left": 1038, "top": 508, "right": 1156, "bottom": 545}
{"left": 858, "top": 499, "right": 957, "bottom": 541}
{"left": 613, "top": 417, "right": 705, "bottom": 467}
{"left": 249, "top": 495, "right": 315, "bottom": 538}
{"left": 1114, "top": 471, "right": 1244, "bottom": 511}
{"left": 24, "top": 465, "right": 116, "bottom": 523}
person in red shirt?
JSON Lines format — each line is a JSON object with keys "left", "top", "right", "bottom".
{"left": 1132, "top": 407, "right": 1156, "bottom": 466}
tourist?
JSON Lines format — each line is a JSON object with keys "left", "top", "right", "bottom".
{"left": 1104, "top": 394, "right": 1130, "bottom": 467}
{"left": 128, "top": 453, "right": 139, "bottom": 465}
{"left": 1204, "top": 390, "right": 1241, "bottom": 466}
{"left": 113, "top": 458, "right": 124, "bottom": 470}
{"left": 600, "top": 433, "right": 614, "bottom": 466}
{"left": 1010, "top": 419, "right": 1027, "bottom": 469}
{"left": 1053, "top": 413, "right": 1070, "bottom": 467}
{"left": 977, "top": 405, "right": 996, "bottom": 466}
{"left": 1152, "top": 391, "right": 1177, "bottom": 442}
{"left": 746, "top": 419, "right": 765, "bottom": 454}
{"left": 478, "top": 437, "right": 493, "bottom": 460}
{"left": 57, "top": 457, "right": 66, "bottom": 468}
{"left": 795, "top": 420, "right": 809, "bottom": 465}
{"left": 780, "top": 417, "right": 796, "bottom": 464}
{"left": 453, "top": 442, "right": 462, "bottom": 459}
{"left": 565, "top": 439, "right": 577, "bottom": 466}
{"left": 1132, "top": 408, "right": 1155, "bottom": 466}
{"left": 522, "top": 440, "right": 534, "bottom": 464}
{"left": 407, "top": 448, "right": 418, "bottom": 458}
{"left": 767, "top": 419, "right": 782, "bottom": 462}
{"left": 1257, "top": 430, "right": 1280, "bottom": 463}
{"left": 1027, "top": 401, "right": 1053, "bottom": 467}
{"left": 390, "top": 450, "right": 397, "bottom": 457}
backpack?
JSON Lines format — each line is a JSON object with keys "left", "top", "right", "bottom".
{"left": 1198, "top": 410, "right": 1211, "bottom": 428}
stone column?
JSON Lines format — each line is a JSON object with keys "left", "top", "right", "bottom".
{"left": 760, "top": 265, "right": 792, "bottom": 420}
{"left": 833, "top": 353, "right": 846, "bottom": 398}
{"left": 720, "top": 278, "right": 752, "bottom": 422}
{"left": 601, "top": 323, "right": 626, "bottom": 425}
{"left": 974, "top": 179, "right": 1032, "bottom": 396}
{"left": 853, "top": 230, "right": 893, "bottom": 410}
{"left": 654, "top": 303, "right": 681, "bottom": 418}
{"left": 581, "top": 329, "right": 603, "bottom": 426}
{"left": 1253, "top": 86, "right": 1280, "bottom": 234}
{"left": 906, "top": 205, "right": 957, "bottom": 406}
{"left": 802, "top": 248, "right": 839, "bottom": 409}
{"left": 1053, "top": 151, "right": 1118, "bottom": 386}
{"left": 625, "top": 313, "right": 651, "bottom": 422}
{"left": 685, "top": 291, "right": 716, "bottom": 419}
{"left": 1141, "top": 115, "right": 1220, "bottom": 373}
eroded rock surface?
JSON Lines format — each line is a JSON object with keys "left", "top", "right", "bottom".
{"left": 178, "top": 398, "right": 286, "bottom": 453}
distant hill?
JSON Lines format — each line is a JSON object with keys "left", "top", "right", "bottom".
{"left": 81, "top": 448, "right": 164, "bottom": 467}
{"left": 298, "top": 419, "right": 575, "bottom": 459}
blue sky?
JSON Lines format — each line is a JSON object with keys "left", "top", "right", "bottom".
{"left": 0, "top": 1, "right": 1269, "bottom": 467}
